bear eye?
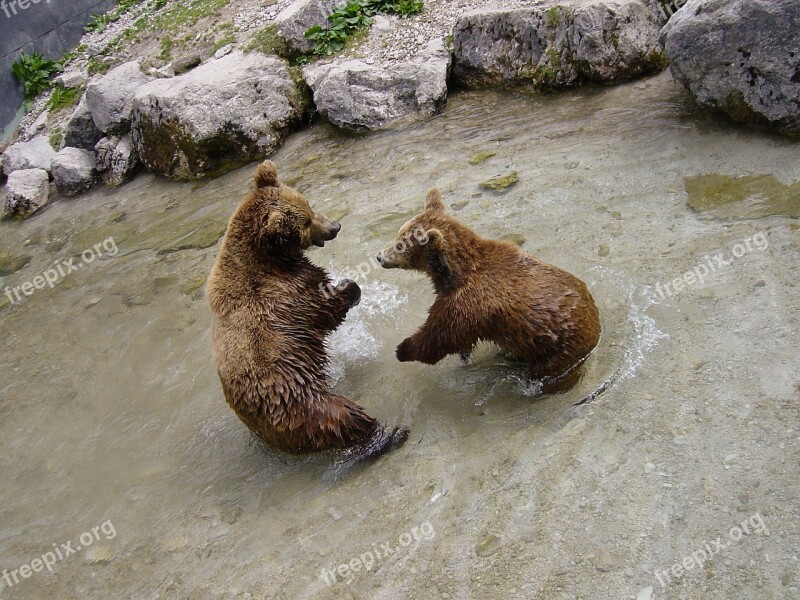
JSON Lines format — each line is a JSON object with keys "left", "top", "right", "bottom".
{"left": 304, "top": 218, "right": 312, "bottom": 227}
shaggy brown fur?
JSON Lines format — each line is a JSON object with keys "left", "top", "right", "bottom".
{"left": 377, "top": 188, "right": 601, "bottom": 385}
{"left": 208, "top": 161, "right": 406, "bottom": 457}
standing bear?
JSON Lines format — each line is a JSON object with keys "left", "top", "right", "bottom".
{"left": 207, "top": 161, "right": 407, "bottom": 460}
{"left": 377, "top": 188, "right": 601, "bottom": 387}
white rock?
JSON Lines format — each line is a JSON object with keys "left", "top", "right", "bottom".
{"left": 274, "top": 0, "right": 340, "bottom": 55}
{"left": 54, "top": 70, "right": 88, "bottom": 89}
{"left": 4, "top": 169, "right": 50, "bottom": 217}
{"left": 637, "top": 586, "right": 654, "bottom": 600}
{"left": 2, "top": 136, "right": 57, "bottom": 176}
{"left": 213, "top": 44, "right": 234, "bottom": 59}
{"left": 303, "top": 39, "right": 451, "bottom": 131}
{"left": 86, "top": 61, "right": 154, "bottom": 135}
{"left": 51, "top": 147, "right": 97, "bottom": 197}
{"left": 132, "top": 51, "right": 308, "bottom": 180}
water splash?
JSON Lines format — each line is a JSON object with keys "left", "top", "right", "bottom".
{"left": 325, "top": 264, "right": 407, "bottom": 381}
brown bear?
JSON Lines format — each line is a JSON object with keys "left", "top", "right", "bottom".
{"left": 377, "top": 188, "right": 601, "bottom": 388}
{"left": 207, "top": 160, "right": 407, "bottom": 460}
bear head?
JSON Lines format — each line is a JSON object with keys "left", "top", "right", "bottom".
{"left": 376, "top": 188, "right": 479, "bottom": 288}
{"left": 227, "top": 161, "right": 341, "bottom": 258}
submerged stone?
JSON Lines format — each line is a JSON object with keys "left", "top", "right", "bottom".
{"left": 475, "top": 534, "right": 503, "bottom": 557}
{"left": 500, "top": 232, "right": 526, "bottom": 246}
{"left": 480, "top": 171, "right": 519, "bottom": 192}
{"left": 469, "top": 150, "right": 497, "bottom": 165}
{"left": 685, "top": 174, "right": 800, "bottom": 219}
{"left": 0, "top": 251, "right": 31, "bottom": 276}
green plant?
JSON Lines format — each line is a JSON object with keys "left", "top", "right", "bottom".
{"left": 87, "top": 55, "right": 111, "bottom": 75}
{"left": 12, "top": 52, "right": 60, "bottom": 101}
{"left": 160, "top": 37, "right": 174, "bottom": 61}
{"left": 49, "top": 127, "right": 64, "bottom": 151}
{"left": 304, "top": 0, "right": 422, "bottom": 57}
{"left": 211, "top": 32, "right": 237, "bottom": 54}
{"left": 46, "top": 85, "right": 81, "bottom": 112}
{"left": 85, "top": 12, "right": 119, "bottom": 33}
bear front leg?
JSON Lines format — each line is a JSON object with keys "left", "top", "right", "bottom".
{"left": 396, "top": 319, "right": 475, "bottom": 365}
{"left": 316, "top": 279, "right": 361, "bottom": 332}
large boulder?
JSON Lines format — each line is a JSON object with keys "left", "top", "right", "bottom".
{"left": 132, "top": 51, "right": 308, "bottom": 180}
{"left": 63, "top": 94, "right": 104, "bottom": 151}
{"left": 4, "top": 169, "right": 50, "bottom": 217}
{"left": 274, "top": 0, "right": 339, "bottom": 56}
{"left": 95, "top": 135, "right": 139, "bottom": 187}
{"left": 51, "top": 148, "right": 97, "bottom": 197}
{"left": 2, "top": 136, "right": 57, "bottom": 176}
{"left": 303, "top": 40, "right": 451, "bottom": 131}
{"left": 453, "top": 0, "right": 667, "bottom": 89}
{"left": 661, "top": 0, "right": 800, "bottom": 136}
{"left": 86, "top": 62, "right": 154, "bottom": 135}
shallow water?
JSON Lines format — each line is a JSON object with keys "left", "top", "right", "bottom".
{"left": 1, "top": 71, "right": 799, "bottom": 599}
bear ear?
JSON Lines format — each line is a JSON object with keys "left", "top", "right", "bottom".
{"left": 263, "top": 208, "right": 285, "bottom": 237}
{"left": 424, "top": 188, "right": 445, "bottom": 213}
{"left": 254, "top": 161, "right": 279, "bottom": 188}
{"left": 425, "top": 228, "right": 445, "bottom": 251}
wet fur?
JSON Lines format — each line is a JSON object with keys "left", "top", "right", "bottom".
{"left": 208, "top": 161, "right": 405, "bottom": 456}
{"left": 379, "top": 189, "right": 601, "bottom": 383}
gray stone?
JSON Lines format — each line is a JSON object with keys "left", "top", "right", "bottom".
{"left": 661, "top": 0, "right": 800, "bottom": 136}
{"left": 95, "top": 135, "right": 139, "bottom": 186}
{"left": 172, "top": 54, "right": 202, "bottom": 74}
{"left": 213, "top": 44, "right": 234, "bottom": 59}
{"left": 453, "top": 0, "right": 667, "bottom": 89}
{"left": 274, "top": 0, "right": 339, "bottom": 55}
{"left": 86, "top": 61, "right": 154, "bottom": 135}
{"left": 54, "top": 70, "right": 88, "bottom": 89}
{"left": 4, "top": 169, "right": 50, "bottom": 217}
{"left": 30, "top": 110, "right": 48, "bottom": 134}
{"left": 63, "top": 94, "right": 104, "bottom": 151}
{"left": 303, "top": 40, "right": 451, "bottom": 131}
{"left": 51, "top": 147, "right": 97, "bottom": 197}
{"left": 132, "top": 51, "right": 308, "bottom": 180}
{"left": 2, "top": 136, "right": 57, "bottom": 176}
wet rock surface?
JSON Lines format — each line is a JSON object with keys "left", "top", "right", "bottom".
{"left": 2, "top": 136, "right": 57, "bottom": 176}
{"left": 63, "top": 94, "right": 105, "bottom": 152}
{"left": 303, "top": 39, "right": 451, "bottom": 130}
{"left": 453, "top": 0, "right": 667, "bottom": 88}
{"left": 4, "top": 168, "right": 50, "bottom": 217}
{"left": 132, "top": 51, "right": 308, "bottom": 180}
{"left": 51, "top": 148, "right": 97, "bottom": 197}
{"left": 86, "top": 61, "right": 155, "bottom": 136}
{"left": 661, "top": 0, "right": 800, "bottom": 136}
{"left": 95, "top": 135, "right": 140, "bottom": 187}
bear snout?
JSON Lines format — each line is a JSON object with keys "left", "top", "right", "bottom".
{"left": 311, "top": 220, "right": 341, "bottom": 247}
{"left": 376, "top": 251, "right": 396, "bottom": 268}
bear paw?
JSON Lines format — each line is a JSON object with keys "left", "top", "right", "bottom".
{"left": 337, "top": 278, "right": 361, "bottom": 308}
{"left": 396, "top": 338, "right": 415, "bottom": 362}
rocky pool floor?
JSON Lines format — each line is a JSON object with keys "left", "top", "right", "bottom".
{"left": 1, "top": 71, "right": 798, "bottom": 599}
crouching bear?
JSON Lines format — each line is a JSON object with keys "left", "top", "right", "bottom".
{"left": 377, "top": 188, "right": 601, "bottom": 388}
{"left": 208, "top": 161, "right": 407, "bottom": 460}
